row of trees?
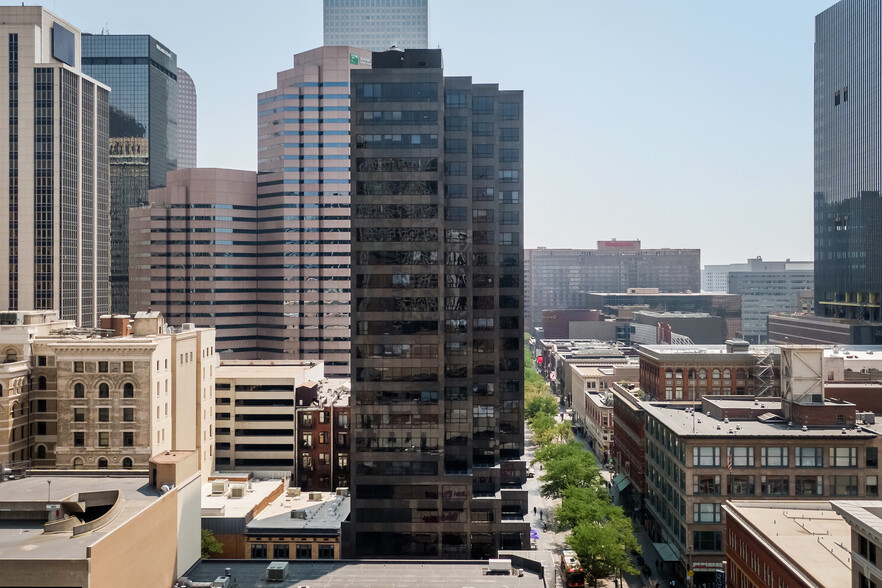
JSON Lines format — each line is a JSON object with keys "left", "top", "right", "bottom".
{"left": 525, "top": 339, "right": 640, "bottom": 587}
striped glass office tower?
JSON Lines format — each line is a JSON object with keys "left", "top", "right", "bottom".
{"left": 0, "top": 7, "right": 110, "bottom": 327}
{"left": 323, "top": 0, "right": 428, "bottom": 52}
{"left": 348, "top": 49, "right": 528, "bottom": 558}
{"left": 814, "top": 0, "right": 882, "bottom": 321}
{"left": 255, "top": 46, "right": 372, "bottom": 377}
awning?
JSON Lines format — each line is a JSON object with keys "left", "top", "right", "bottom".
{"left": 613, "top": 473, "right": 631, "bottom": 492}
{"left": 653, "top": 542, "right": 680, "bottom": 562}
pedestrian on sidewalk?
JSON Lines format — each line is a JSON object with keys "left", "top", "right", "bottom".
{"left": 539, "top": 509, "right": 543, "bottom": 520}
{"left": 533, "top": 506, "right": 537, "bottom": 515}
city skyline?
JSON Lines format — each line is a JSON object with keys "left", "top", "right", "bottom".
{"left": 31, "top": 0, "right": 832, "bottom": 266}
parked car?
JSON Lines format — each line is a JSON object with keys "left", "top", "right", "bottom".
{"left": 526, "top": 467, "right": 535, "bottom": 478}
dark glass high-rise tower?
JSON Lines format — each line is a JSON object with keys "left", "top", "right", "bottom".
{"left": 82, "top": 34, "right": 179, "bottom": 314}
{"left": 814, "top": 0, "right": 882, "bottom": 320}
{"left": 348, "top": 49, "right": 528, "bottom": 558}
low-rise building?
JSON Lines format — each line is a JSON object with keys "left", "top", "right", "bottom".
{"left": 610, "top": 382, "right": 646, "bottom": 513}
{"left": 214, "top": 361, "right": 350, "bottom": 491}
{"left": 724, "top": 500, "right": 850, "bottom": 588}
{"left": 568, "top": 362, "right": 639, "bottom": 460}
{"left": 831, "top": 500, "right": 882, "bottom": 588}
{"left": 0, "top": 451, "right": 200, "bottom": 587}
{"left": 201, "top": 472, "right": 348, "bottom": 561}
{"left": 0, "top": 310, "right": 215, "bottom": 479}
{"left": 643, "top": 377, "right": 881, "bottom": 586}
{"left": 637, "top": 340, "right": 780, "bottom": 401}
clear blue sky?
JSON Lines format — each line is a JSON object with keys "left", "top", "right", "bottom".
{"left": 26, "top": 0, "right": 834, "bottom": 265}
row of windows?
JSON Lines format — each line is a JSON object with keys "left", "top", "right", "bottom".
{"left": 691, "top": 473, "right": 876, "bottom": 497}
{"left": 692, "top": 445, "right": 873, "bottom": 468}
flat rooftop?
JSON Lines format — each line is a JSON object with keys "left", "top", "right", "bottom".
{"left": 217, "top": 361, "right": 321, "bottom": 381}
{"left": 832, "top": 500, "right": 882, "bottom": 542}
{"left": 0, "top": 474, "right": 158, "bottom": 560}
{"left": 726, "top": 502, "right": 850, "bottom": 587}
{"left": 643, "top": 401, "right": 876, "bottom": 438}
{"left": 202, "top": 478, "right": 349, "bottom": 535}
{"left": 184, "top": 560, "right": 545, "bottom": 588}
{"left": 638, "top": 344, "right": 779, "bottom": 356}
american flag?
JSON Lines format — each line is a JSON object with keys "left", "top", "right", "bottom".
{"left": 727, "top": 449, "right": 733, "bottom": 471}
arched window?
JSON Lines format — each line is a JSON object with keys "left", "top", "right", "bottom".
{"left": 97, "top": 458, "right": 108, "bottom": 469}
{"left": 36, "top": 445, "right": 47, "bottom": 459}
{"left": 665, "top": 369, "right": 673, "bottom": 380}
{"left": 123, "top": 383, "right": 134, "bottom": 398}
{"left": 98, "top": 383, "right": 110, "bottom": 399}
{"left": 723, "top": 369, "right": 731, "bottom": 380}
{"left": 9, "top": 403, "right": 17, "bottom": 419}
{"left": 38, "top": 376, "right": 47, "bottom": 390}
{"left": 698, "top": 369, "right": 707, "bottom": 381}
{"left": 74, "top": 383, "right": 85, "bottom": 398}
{"left": 687, "top": 369, "right": 696, "bottom": 381}
{"left": 122, "top": 457, "right": 133, "bottom": 469}
{"left": 73, "top": 457, "right": 84, "bottom": 469}
{"left": 712, "top": 369, "right": 721, "bottom": 380}
{"left": 0, "top": 383, "right": 3, "bottom": 397}
{"left": 736, "top": 369, "right": 746, "bottom": 381}
{"left": 4, "top": 349, "right": 16, "bottom": 363}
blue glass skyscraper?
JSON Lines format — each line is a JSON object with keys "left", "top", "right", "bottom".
{"left": 82, "top": 34, "right": 179, "bottom": 314}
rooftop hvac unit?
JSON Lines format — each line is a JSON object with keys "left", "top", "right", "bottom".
{"left": 308, "top": 491, "right": 323, "bottom": 501}
{"left": 211, "top": 480, "right": 229, "bottom": 495}
{"left": 211, "top": 577, "right": 232, "bottom": 588}
{"left": 287, "top": 487, "right": 302, "bottom": 497}
{"left": 230, "top": 484, "right": 246, "bottom": 498}
{"left": 336, "top": 487, "right": 350, "bottom": 497}
{"left": 266, "top": 561, "right": 289, "bottom": 582}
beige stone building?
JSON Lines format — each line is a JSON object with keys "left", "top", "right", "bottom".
{"left": 0, "top": 310, "right": 216, "bottom": 481}
{"left": 0, "top": 451, "right": 201, "bottom": 587}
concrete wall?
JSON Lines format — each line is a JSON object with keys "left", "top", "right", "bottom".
{"left": 88, "top": 491, "right": 179, "bottom": 588}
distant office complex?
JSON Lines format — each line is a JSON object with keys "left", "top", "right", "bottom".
{"left": 814, "top": 0, "right": 882, "bottom": 321}
{"left": 177, "top": 67, "right": 197, "bottom": 168}
{"left": 82, "top": 34, "right": 179, "bottom": 314}
{"left": 704, "top": 257, "right": 814, "bottom": 343}
{"left": 525, "top": 242, "right": 700, "bottom": 330}
{"left": 323, "top": 0, "right": 428, "bottom": 52}
{"left": 0, "top": 7, "right": 110, "bottom": 328}
{"left": 348, "top": 49, "right": 527, "bottom": 558}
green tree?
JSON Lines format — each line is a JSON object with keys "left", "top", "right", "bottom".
{"left": 534, "top": 441, "right": 604, "bottom": 497}
{"left": 525, "top": 393, "right": 557, "bottom": 420}
{"left": 556, "top": 485, "right": 613, "bottom": 530}
{"left": 201, "top": 528, "right": 223, "bottom": 559}
{"left": 566, "top": 512, "right": 639, "bottom": 587}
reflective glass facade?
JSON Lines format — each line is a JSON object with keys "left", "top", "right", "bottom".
{"left": 82, "top": 34, "right": 179, "bottom": 313}
{"left": 323, "top": 0, "right": 428, "bottom": 52}
{"left": 814, "top": 0, "right": 882, "bottom": 320}
{"left": 349, "top": 49, "right": 527, "bottom": 558}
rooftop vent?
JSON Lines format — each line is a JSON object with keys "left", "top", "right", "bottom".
{"left": 802, "top": 425, "right": 808, "bottom": 432}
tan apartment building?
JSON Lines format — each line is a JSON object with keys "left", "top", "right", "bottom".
{"left": 0, "top": 7, "right": 110, "bottom": 327}
{"left": 0, "top": 310, "right": 216, "bottom": 480}
{"left": 214, "top": 360, "right": 351, "bottom": 491}
{"left": 568, "top": 361, "right": 639, "bottom": 460}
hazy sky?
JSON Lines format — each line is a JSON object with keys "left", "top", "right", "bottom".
{"left": 28, "top": 0, "right": 833, "bottom": 265}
